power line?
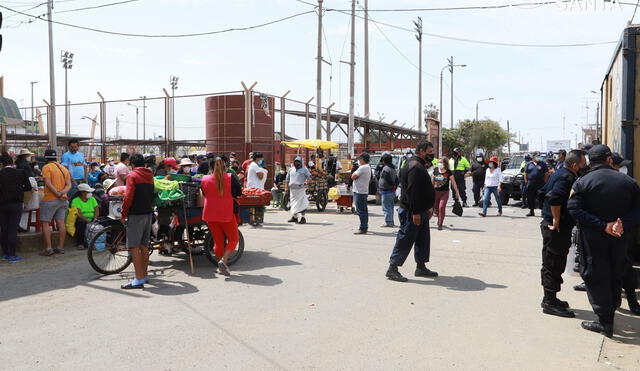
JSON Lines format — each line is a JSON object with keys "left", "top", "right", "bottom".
{"left": 54, "top": 0, "right": 143, "bottom": 15}
{"left": 295, "top": 1, "right": 619, "bottom": 48}
{"left": 0, "top": 5, "right": 316, "bottom": 38}
{"left": 631, "top": 0, "right": 640, "bottom": 23}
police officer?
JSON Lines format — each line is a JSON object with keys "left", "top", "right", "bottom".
{"left": 471, "top": 153, "right": 487, "bottom": 207}
{"left": 555, "top": 150, "right": 567, "bottom": 170}
{"left": 386, "top": 141, "right": 437, "bottom": 282}
{"left": 449, "top": 148, "right": 471, "bottom": 207}
{"left": 520, "top": 154, "right": 532, "bottom": 209}
{"left": 611, "top": 152, "right": 640, "bottom": 315}
{"left": 524, "top": 151, "right": 548, "bottom": 216}
{"left": 539, "top": 150, "right": 586, "bottom": 318}
{"left": 568, "top": 145, "right": 640, "bottom": 337}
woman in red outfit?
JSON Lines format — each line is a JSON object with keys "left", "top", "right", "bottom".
{"left": 201, "top": 157, "right": 242, "bottom": 276}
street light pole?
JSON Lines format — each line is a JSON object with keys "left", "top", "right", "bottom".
{"left": 316, "top": 0, "right": 323, "bottom": 140}
{"left": 414, "top": 17, "right": 423, "bottom": 131}
{"left": 30, "top": 81, "right": 38, "bottom": 133}
{"left": 347, "top": 0, "right": 356, "bottom": 158}
{"left": 438, "top": 62, "right": 466, "bottom": 157}
{"left": 475, "top": 97, "right": 494, "bottom": 122}
{"left": 170, "top": 76, "right": 178, "bottom": 144}
{"left": 127, "top": 103, "right": 140, "bottom": 140}
{"left": 60, "top": 50, "right": 74, "bottom": 136}
{"left": 140, "top": 96, "right": 147, "bottom": 141}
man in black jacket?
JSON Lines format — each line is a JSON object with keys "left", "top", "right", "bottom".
{"left": 386, "top": 141, "right": 437, "bottom": 282}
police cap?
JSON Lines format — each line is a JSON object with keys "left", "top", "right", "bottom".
{"left": 588, "top": 144, "right": 612, "bottom": 162}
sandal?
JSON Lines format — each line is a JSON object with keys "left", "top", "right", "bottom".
{"left": 53, "top": 248, "right": 65, "bottom": 255}
{"left": 39, "top": 249, "right": 55, "bottom": 256}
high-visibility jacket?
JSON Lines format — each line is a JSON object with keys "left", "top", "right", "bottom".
{"left": 449, "top": 156, "right": 470, "bottom": 172}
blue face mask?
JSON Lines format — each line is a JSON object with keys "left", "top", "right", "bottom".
{"left": 259, "top": 159, "right": 265, "bottom": 166}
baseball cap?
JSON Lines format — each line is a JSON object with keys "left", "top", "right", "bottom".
{"left": 44, "top": 149, "right": 57, "bottom": 159}
{"left": 163, "top": 158, "right": 179, "bottom": 170}
{"left": 612, "top": 152, "right": 632, "bottom": 167}
{"left": 532, "top": 151, "right": 540, "bottom": 157}
{"left": 588, "top": 144, "right": 612, "bottom": 162}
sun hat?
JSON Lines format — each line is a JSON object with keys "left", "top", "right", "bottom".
{"left": 103, "top": 178, "right": 115, "bottom": 192}
{"left": 179, "top": 158, "right": 194, "bottom": 166}
{"left": 77, "top": 183, "right": 95, "bottom": 193}
{"left": 18, "top": 149, "right": 34, "bottom": 156}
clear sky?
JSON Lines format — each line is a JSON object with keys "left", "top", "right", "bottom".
{"left": 0, "top": 0, "right": 635, "bottom": 150}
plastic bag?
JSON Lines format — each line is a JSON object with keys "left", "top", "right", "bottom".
{"left": 328, "top": 187, "right": 340, "bottom": 201}
{"left": 452, "top": 200, "right": 463, "bottom": 216}
{"left": 65, "top": 208, "right": 78, "bottom": 237}
{"left": 23, "top": 177, "right": 40, "bottom": 211}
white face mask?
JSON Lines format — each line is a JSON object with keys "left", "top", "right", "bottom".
{"left": 619, "top": 166, "right": 628, "bottom": 175}
{"left": 489, "top": 163, "right": 495, "bottom": 169}
{"left": 169, "top": 169, "right": 178, "bottom": 174}
{"left": 183, "top": 166, "right": 192, "bottom": 172}
{"left": 437, "top": 163, "right": 445, "bottom": 170}
{"left": 280, "top": 170, "right": 285, "bottom": 174}
{"left": 476, "top": 157, "right": 483, "bottom": 162}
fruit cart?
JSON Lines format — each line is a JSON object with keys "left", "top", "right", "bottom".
{"left": 238, "top": 187, "right": 272, "bottom": 227}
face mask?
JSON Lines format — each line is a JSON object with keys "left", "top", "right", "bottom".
{"left": 183, "top": 167, "right": 192, "bottom": 172}
{"left": 620, "top": 166, "right": 628, "bottom": 175}
{"left": 489, "top": 163, "right": 495, "bottom": 169}
{"left": 280, "top": 170, "right": 285, "bottom": 174}
{"left": 231, "top": 166, "right": 239, "bottom": 172}
{"left": 437, "top": 163, "right": 445, "bottom": 170}
{"left": 259, "top": 159, "right": 265, "bottom": 166}
{"left": 424, "top": 153, "right": 435, "bottom": 164}
{"left": 294, "top": 163, "right": 301, "bottom": 169}
{"left": 476, "top": 157, "right": 483, "bottom": 162}
{"left": 34, "top": 165, "right": 40, "bottom": 171}
{"left": 169, "top": 169, "right": 178, "bottom": 174}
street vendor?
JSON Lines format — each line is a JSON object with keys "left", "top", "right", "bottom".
{"left": 286, "top": 157, "right": 311, "bottom": 224}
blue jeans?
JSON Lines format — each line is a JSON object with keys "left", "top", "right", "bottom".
{"left": 482, "top": 186, "right": 502, "bottom": 214}
{"left": 389, "top": 208, "right": 430, "bottom": 266}
{"left": 381, "top": 191, "right": 395, "bottom": 226}
{"left": 354, "top": 193, "right": 368, "bottom": 231}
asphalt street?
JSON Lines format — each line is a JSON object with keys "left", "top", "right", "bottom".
{"left": 1, "top": 189, "right": 638, "bottom": 370}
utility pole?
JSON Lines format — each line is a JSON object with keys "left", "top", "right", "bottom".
{"left": 347, "top": 0, "right": 356, "bottom": 157}
{"left": 364, "top": 0, "right": 370, "bottom": 117}
{"left": 414, "top": 17, "right": 423, "bottom": 131}
{"left": 448, "top": 56, "right": 454, "bottom": 129}
{"left": 595, "top": 101, "right": 600, "bottom": 142}
{"left": 46, "top": 0, "right": 57, "bottom": 147}
{"left": 141, "top": 96, "right": 147, "bottom": 141}
{"left": 61, "top": 50, "right": 73, "bottom": 136}
{"left": 507, "top": 120, "right": 511, "bottom": 155}
{"left": 315, "top": 0, "right": 323, "bottom": 140}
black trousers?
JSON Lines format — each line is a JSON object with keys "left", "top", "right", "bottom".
{"left": 540, "top": 220, "right": 572, "bottom": 293}
{"left": 75, "top": 218, "right": 88, "bottom": 246}
{"left": 623, "top": 229, "right": 638, "bottom": 294}
{"left": 0, "top": 202, "right": 22, "bottom": 257}
{"left": 389, "top": 209, "right": 430, "bottom": 267}
{"left": 526, "top": 183, "right": 542, "bottom": 213}
{"left": 472, "top": 180, "right": 483, "bottom": 204}
{"left": 579, "top": 228, "right": 628, "bottom": 324}
{"left": 452, "top": 171, "right": 467, "bottom": 202}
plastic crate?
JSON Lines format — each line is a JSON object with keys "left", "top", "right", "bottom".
{"left": 237, "top": 194, "right": 271, "bottom": 206}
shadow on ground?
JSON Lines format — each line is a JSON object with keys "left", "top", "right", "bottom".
{"left": 409, "top": 275, "right": 508, "bottom": 291}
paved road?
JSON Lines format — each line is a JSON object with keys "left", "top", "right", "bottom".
{"left": 1, "top": 195, "right": 638, "bottom": 370}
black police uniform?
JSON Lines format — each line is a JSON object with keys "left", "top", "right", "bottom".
{"left": 568, "top": 164, "right": 640, "bottom": 328}
{"left": 471, "top": 161, "right": 486, "bottom": 206}
{"left": 525, "top": 160, "right": 548, "bottom": 214}
{"left": 540, "top": 167, "right": 577, "bottom": 298}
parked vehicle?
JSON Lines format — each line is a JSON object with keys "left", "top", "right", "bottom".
{"left": 499, "top": 155, "right": 525, "bottom": 205}
{"left": 368, "top": 152, "right": 407, "bottom": 204}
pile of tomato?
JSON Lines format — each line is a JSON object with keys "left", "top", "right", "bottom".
{"left": 242, "top": 187, "right": 271, "bottom": 197}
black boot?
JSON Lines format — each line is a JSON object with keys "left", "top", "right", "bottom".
{"left": 386, "top": 265, "right": 408, "bottom": 282}
{"left": 626, "top": 290, "right": 640, "bottom": 315}
{"left": 541, "top": 291, "right": 574, "bottom": 317}
{"left": 415, "top": 263, "right": 438, "bottom": 277}
{"left": 581, "top": 321, "right": 613, "bottom": 338}
{"left": 573, "top": 282, "right": 586, "bottom": 291}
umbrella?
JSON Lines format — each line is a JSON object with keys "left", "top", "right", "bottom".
{"left": 282, "top": 139, "right": 339, "bottom": 150}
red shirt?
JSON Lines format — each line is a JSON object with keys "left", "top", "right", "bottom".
{"left": 201, "top": 173, "right": 234, "bottom": 223}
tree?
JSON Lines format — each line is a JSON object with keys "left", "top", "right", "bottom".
{"left": 442, "top": 119, "right": 509, "bottom": 156}
{"left": 442, "top": 128, "right": 464, "bottom": 154}
{"left": 424, "top": 104, "right": 439, "bottom": 120}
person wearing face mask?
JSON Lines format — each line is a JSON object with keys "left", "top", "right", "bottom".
{"left": 286, "top": 157, "right": 312, "bottom": 224}
{"left": 178, "top": 158, "right": 194, "bottom": 175}
{"left": 524, "top": 151, "right": 549, "bottom": 217}
{"left": 432, "top": 157, "right": 460, "bottom": 230}
{"left": 272, "top": 164, "right": 287, "bottom": 208}
{"left": 568, "top": 145, "right": 640, "bottom": 337}
{"left": 479, "top": 157, "right": 503, "bottom": 217}
{"left": 555, "top": 150, "right": 567, "bottom": 171}
{"left": 351, "top": 153, "right": 372, "bottom": 235}
{"left": 538, "top": 150, "right": 586, "bottom": 318}
{"left": 470, "top": 154, "right": 487, "bottom": 207}
{"left": 386, "top": 141, "right": 437, "bottom": 282}
{"left": 246, "top": 152, "right": 267, "bottom": 189}
{"left": 449, "top": 148, "right": 471, "bottom": 208}
{"left": 15, "top": 149, "right": 35, "bottom": 178}
{"left": 87, "top": 162, "right": 103, "bottom": 188}
{"left": 610, "top": 152, "right": 640, "bottom": 315}
{"left": 103, "top": 158, "right": 116, "bottom": 177}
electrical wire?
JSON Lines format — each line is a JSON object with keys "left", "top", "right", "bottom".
{"left": 296, "top": 1, "right": 619, "bottom": 48}
{"left": 631, "top": 0, "right": 640, "bottom": 23}
{"left": 0, "top": 5, "right": 316, "bottom": 38}
{"left": 53, "top": 0, "right": 143, "bottom": 15}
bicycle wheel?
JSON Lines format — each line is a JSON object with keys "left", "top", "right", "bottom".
{"left": 316, "top": 191, "right": 327, "bottom": 212}
{"left": 204, "top": 228, "right": 245, "bottom": 266}
{"left": 87, "top": 225, "right": 132, "bottom": 275}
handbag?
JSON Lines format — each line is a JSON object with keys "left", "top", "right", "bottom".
{"left": 452, "top": 200, "right": 463, "bottom": 216}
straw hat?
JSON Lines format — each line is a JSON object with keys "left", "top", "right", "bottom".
{"left": 103, "top": 178, "right": 115, "bottom": 191}
{"left": 18, "top": 148, "right": 35, "bottom": 156}
{"left": 179, "top": 158, "right": 194, "bottom": 166}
